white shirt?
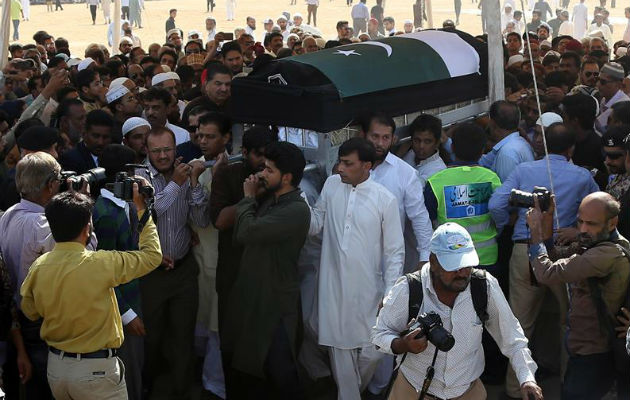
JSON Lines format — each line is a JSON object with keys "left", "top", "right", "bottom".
{"left": 245, "top": 26, "right": 255, "bottom": 36}
{"left": 596, "top": 91, "right": 630, "bottom": 134}
{"left": 403, "top": 150, "right": 447, "bottom": 185}
{"left": 351, "top": 2, "right": 369, "bottom": 20}
{"left": 372, "top": 264, "right": 537, "bottom": 399}
{"left": 165, "top": 122, "right": 190, "bottom": 145}
{"left": 587, "top": 23, "right": 612, "bottom": 49}
{"left": 207, "top": 29, "right": 216, "bottom": 42}
{"left": 624, "top": 18, "right": 630, "bottom": 43}
{"left": 309, "top": 174, "right": 404, "bottom": 349}
{"left": 559, "top": 21, "right": 574, "bottom": 37}
{"left": 371, "top": 152, "right": 432, "bottom": 261}
{"left": 306, "top": 0, "right": 319, "bottom": 4}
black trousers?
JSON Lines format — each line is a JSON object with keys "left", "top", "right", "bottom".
{"left": 562, "top": 352, "right": 615, "bottom": 400}
{"left": 224, "top": 323, "right": 304, "bottom": 399}
{"left": 2, "top": 314, "right": 53, "bottom": 400}
{"left": 121, "top": 6, "right": 129, "bottom": 19}
{"left": 89, "top": 4, "right": 97, "bottom": 22}
{"left": 55, "top": 0, "right": 62, "bottom": 10}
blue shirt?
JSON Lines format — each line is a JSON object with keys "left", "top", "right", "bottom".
{"left": 479, "top": 132, "right": 535, "bottom": 182}
{"left": 489, "top": 154, "right": 599, "bottom": 241}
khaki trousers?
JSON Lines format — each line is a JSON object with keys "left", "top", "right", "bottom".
{"left": 505, "top": 243, "right": 568, "bottom": 397}
{"left": 46, "top": 351, "right": 127, "bottom": 400}
{"left": 388, "top": 373, "right": 486, "bottom": 400}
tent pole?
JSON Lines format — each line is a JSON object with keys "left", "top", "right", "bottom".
{"left": 483, "top": 0, "right": 504, "bottom": 103}
{"left": 1, "top": 0, "right": 11, "bottom": 69}
{"left": 112, "top": 0, "right": 121, "bottom": 54}
{"left": 426, "top": 0, "right": 434, "bottom": 29}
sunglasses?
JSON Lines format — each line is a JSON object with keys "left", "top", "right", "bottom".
{"left": 584, "top": 71, "right": 599, "bottom": 78}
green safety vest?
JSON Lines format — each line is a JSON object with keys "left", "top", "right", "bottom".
{"left": 428, "top": 166, "right": 501, "bottom": 266}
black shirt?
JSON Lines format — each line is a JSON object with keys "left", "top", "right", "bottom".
{"left": 573, "top": 130, "right": 607, "bottom": 190}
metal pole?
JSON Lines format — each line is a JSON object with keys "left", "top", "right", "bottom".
{"left": 425, "top": 0, "right": 434, "bottom": 29}
{"left": 112, "top": 0, "right": 121, "bottom": 54}
{"left": 483, "top": 0, "right": 504, "bottom": 103}
{"left": 0, "top": 0, "right": 11, "bottom": 69}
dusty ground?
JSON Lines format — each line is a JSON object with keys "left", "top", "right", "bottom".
{"left": 3, "top": 0, "right": 629, "bottom": 57}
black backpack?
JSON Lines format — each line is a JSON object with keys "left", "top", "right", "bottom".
{"left": 405, "top": 268, "right": 490, "bottom": 326}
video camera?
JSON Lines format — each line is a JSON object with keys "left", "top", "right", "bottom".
{"left": 407, "top": 311, "right": 455, "bottom": 352}
{"left": 509, "top": 186, "right": 551, "bottom": 212}
{"left": 59, "top": 168, "right": 106, "bottom": 192}
{"left": 105, "top": 164, "right": 154, "bottom": 201}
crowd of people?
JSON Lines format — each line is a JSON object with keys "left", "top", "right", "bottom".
{"left": 0, "top": 1, "right": 630, "bottom": 400}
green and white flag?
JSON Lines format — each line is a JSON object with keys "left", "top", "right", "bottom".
{"left": 289, "top": 30, "right": 481, "bottom": 98}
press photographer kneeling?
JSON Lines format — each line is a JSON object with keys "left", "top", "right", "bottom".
{"left": 372, "top": 223, "right": 543, "bottom": 400}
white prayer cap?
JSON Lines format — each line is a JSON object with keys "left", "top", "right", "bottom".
{"left": 122, "top": 117, "right": 151, "bottom": 137}
{"left": 536, "top": 112, "right": 563, "bottom": 128}
{"left": 152, "top": 72, "right": 179, "bottom": 86}
{"left": 616, "top": 47, "right": 628, "bottom": 58}
{"left": 119, "top": 37, "right": 133, "bottom": 45}
{"left": 187, "top": 30, "right": 201, "bottom": 39}
{"left": 167, "top": 28, "right": 182, "bottom": 39}
{"left": 540, "top": 40, "right": 552, "bottom": 48}
{"left": 404, "top": 19, "right": 413, "bottom": 24}
{"left": 206, "top": 16, "right": 216, "bottom": 22}
{"left": 264, "top": 18, "right": 273, "bottom": 24}
{"left": 293, "top": 12, "right": 303, "bottom": 18}
{"left": 507, "top": 54, "right": 524, "bottom": 67}
{"left": 277, "top": 15, "right": 287, "bottom": 21}
{"left": 67, "top": 58, "right": 82, "bottom": 68}
{"left": 77, "top": 57, "right": 95, "bottom": 72}
{"left": 287, "top": 33, "right": 299, "bottom": 41}
{"left": 110, "top": 77, "right": 130, "bottom": 89}
{"left": 106, "top": 85, "right": 129, "bottom": 104}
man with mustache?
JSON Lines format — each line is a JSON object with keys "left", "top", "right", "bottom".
{"left": 59, "top": 109, "right": 113, "bottom": 174}
{"left": 527, "top": 192, "right": 630, "bottom": 399}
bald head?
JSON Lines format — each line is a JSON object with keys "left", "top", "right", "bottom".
{"left": 581, "top": 192, "right": 620, "bottom": 220}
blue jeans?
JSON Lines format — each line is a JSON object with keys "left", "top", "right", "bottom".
{"left": 12, "top": 19, "right": 19, "bottom": 40}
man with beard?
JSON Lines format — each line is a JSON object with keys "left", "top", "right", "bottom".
{"left": 603, "top": 126, "right": 630, "bottom": 204}
{"left": 122, "top": 117, "right": 150, "bottom": 163}
{"left": 222, "top": 141, "right": 310, "bottom": 398}
{"left": 60, "top": 110, "right": 113, "bottom": 174}
{"left": 209, "top": 127, "right": 277, "bottom": 397}
{"left": 527, "top": 191, "right": 630, "bottom": 399}
{"left": 489, "top": 123, "right": 599, "bottom": 398}
{"left": 373, "top": 223, "right": 543, "bottom": 400}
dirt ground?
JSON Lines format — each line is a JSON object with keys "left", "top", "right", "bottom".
{"left": 4, "top": 0, "right": 629, "bottom": 57}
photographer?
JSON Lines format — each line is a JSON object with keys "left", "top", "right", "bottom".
{"left": 92, "top": 144, "right": 151, "bottom": 400}
{"left": 526, "top": 192, "right": 630, "bottom": 399}
{"left": 20, "top": 188, "right": 161, "bottom": 400}
{"left": 372, "top": 223, "right": 542, "bottom": 400}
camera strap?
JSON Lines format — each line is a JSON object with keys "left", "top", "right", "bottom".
{"left": 418, "top": 347, "right": 439, "bottom": 400}
{"left": 136, "top": 199, "right": 154, "bottom": 233}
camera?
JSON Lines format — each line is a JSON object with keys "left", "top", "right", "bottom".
{"left": 59, "top": 168, "right": 106, "bottom": 192}
{"left": 105, "top": 171, "right": 154, "bottom": 201}
{"left": 509, "top": 186, "right": 551, "bottom": 212}
{"left": 407, "top": 311, "right": 455, "bottom": 352}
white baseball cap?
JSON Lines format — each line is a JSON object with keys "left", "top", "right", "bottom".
{"left": 429, "top": 223, "right": 479, "bottom": 271}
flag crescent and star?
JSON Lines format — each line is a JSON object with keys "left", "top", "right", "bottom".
{"left": 288, "top": 30, "right": 481, "bottom": 98}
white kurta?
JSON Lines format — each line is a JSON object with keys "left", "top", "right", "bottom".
{"left": 587, "top": 23, "right": 612, "bottom": 49}
{"left": 309, "top": 175, "right": 404, "bottom": 349}
{"left": 102, "top": 0, "right": 110, "bottom": 22}
{"left": 21, "top": 0, "right": 29, "bottom": 19}
{"left": 571, "top": 3, "right": 588, "bottom": 39}
{"left": 624, "top": 19, "right": 630, "bottom": 43}
{"left": 226, "top": 0, "right": 235, "bottom": 20}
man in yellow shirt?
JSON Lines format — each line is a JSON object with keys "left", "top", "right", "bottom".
{"left": 20, "top": 189, "right": 162, "bottom": 400}
{"left": 11, "top": 0, "right": 24, "bottom": 40}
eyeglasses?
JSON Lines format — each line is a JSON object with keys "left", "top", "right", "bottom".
{"left": 148, "top": 147, "right": 174, "bottom": 155}
{"left": 604, "top": 151, "right": 625, "bottom": 160}
{"left": 584, "top": 71, "right": 599, "bottom": 78}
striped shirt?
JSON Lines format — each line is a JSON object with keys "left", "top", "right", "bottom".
{"left": 137, "top": 163, "right": 210, "bottom": 260}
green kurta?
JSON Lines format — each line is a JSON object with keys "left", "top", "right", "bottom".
{"left": 224, "top": 189, "right": 310, "bottom": 377}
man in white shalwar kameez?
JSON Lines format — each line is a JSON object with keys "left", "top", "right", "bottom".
{"left": 226, "top": 0, "right": 235, "bottom": 21}
{"left": 21, "top": 0, "right": 29, "bottom": 20}
{"left": 309, "top": 137, "right": 405, "bottom": 400}
{"left": 572, "top": 0, "right": 588, "bottom": 39}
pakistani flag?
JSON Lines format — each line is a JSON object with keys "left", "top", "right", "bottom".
{"left": 289, "top": 30, "right": 481, "bottom": 98}
{"left": 230, "top": 29, "right": 487, "bottom": 132}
